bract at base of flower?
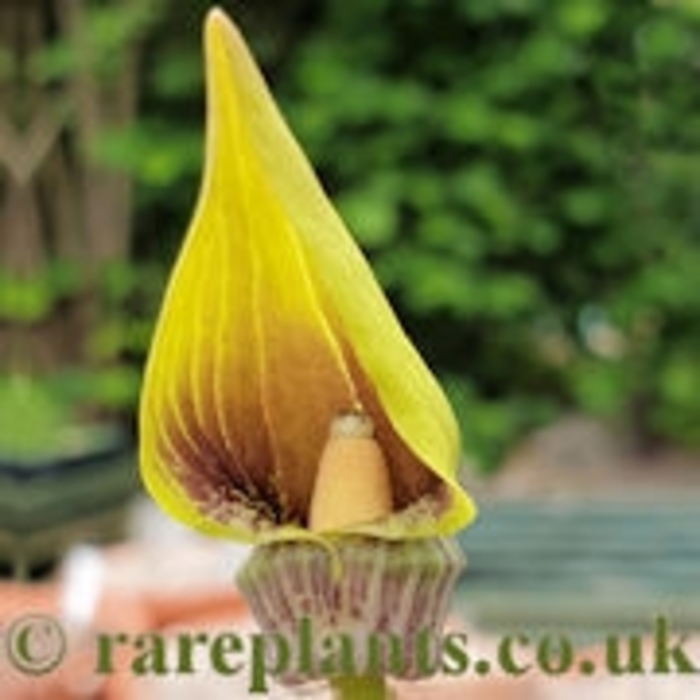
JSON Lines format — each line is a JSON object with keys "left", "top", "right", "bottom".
{"left": 236, "top": 536, "right": 465, "bottom": 685}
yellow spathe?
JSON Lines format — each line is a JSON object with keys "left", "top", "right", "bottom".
{"left": 139, "top": 7, "right": 476, "bottom": 543}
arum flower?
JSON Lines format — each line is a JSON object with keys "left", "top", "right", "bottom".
{"left": 139, "top": 9, "right": 475, "bottom": 545}
{"left": 140, "top": 8, "right": 478, "bottom": 696}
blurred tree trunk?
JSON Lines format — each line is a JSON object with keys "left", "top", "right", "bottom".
{"left": 0, "top": 0, "right": 141, "bottom": 373}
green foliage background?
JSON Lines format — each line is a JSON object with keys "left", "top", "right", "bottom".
{"left": 77, "top": 0, "right": 700, "bottom": 467}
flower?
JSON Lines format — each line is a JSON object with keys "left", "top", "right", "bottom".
{"left": 139, "top": 7, "right": 476, "bottom": 544}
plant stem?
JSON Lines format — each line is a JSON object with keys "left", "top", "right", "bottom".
{"left": 330, "top": 675, "right": 390, "bottom": 700}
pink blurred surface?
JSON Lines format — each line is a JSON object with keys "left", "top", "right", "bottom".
{"left": 2, "top": 500, "right": 700, "bottom": 699}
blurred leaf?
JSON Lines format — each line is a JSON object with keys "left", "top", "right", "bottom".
{"left": 91, "top": 123, "right": 201, "bottom": 185}
{"left": 636, "top": 16, "right": 694, "bottom": 65}
{"left": 555, "top": 0, "right": 609, "bottom": 36}
{"left": 336, "top": 176, "right": 400, "bottom": 248}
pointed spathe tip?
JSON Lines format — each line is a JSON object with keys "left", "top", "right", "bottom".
{"left": 204, "top": 6, "right": 241, "bottom": 56}
{"left": 205, "top": 6, "right": 231, "bottom": 33}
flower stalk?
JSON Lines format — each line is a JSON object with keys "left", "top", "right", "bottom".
{"left": 330, "top": 675, "right": 389, "bottom": 700}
